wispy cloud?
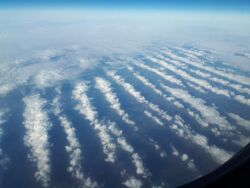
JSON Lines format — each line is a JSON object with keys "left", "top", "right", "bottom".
{"left": 23, "top": 94, "right": 51, "bottom": 187}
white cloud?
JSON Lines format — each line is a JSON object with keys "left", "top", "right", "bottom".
{"left": 95, "top": 77, "right": 135, "bottom": 126}
{"left": 170, "top": 144, "right": 196, "bottom": 170}
{"left": 0, "top": 109, "right": 9, "bottom": 170}
{"left": 123, "top": 177, "right": 143, "bottom": 188}
{"left": 144, "top": 111, "right": 163, "bottom": 126}
{"left": 163, "top": 50, "right": 250, "bottom": 86}
{"left": 127, "top": 66, "right": 184, "bottom": 109}
{"left": 147, "top": 56, "right": 231, "bottom": 97}
{"left": 23, "top": 94, "right": 51, "bottom": 187}
{"left": 52, "top": 93, "right": 98, "bottom": 188}
{"left": 189, "top": 69, "right": 250, "bottom": 97}
{"left": 171, "top": 115, "right": 233, "bottom": 164}
{"left": 34, "top": 70, "right": 64, "bottom": 88}
{"left": 73, "top": 82, "right": 149, "bottom": 177}
{"left": 106, "top": 121, "right": 148, "bottom": 178}
{"left": 149, "top": 138, "right": 167, "bottom": 158}
{"left": 73, "top": 82, "right": 116, "bottom": 163}
{"left": 161, "top": 84, "right": 235, "bottom": 134}
{"left": 107, "top": 71, "right": 172, "bottom": 122}
{"left": 134, "top": 63, "right": 183, "bottom": 87}
{"left": 228, "top": 113, "right": 250, "bottom": 131}
{"left": 234, "top": 95, "right": 250, "bottom": 106}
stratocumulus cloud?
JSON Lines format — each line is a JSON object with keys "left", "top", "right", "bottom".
{"left": 123, "top": 177, "right": 143, "bottom": 188}
{"left": 163, "top": 49, "right": 250, "bottom": 86}
{"left": 107, "top": 71, "right": 172, "bottom": 122}
{"left": 161, "top": 84, "right": 234, "bottom": 134}
{"left": 106, "top": 121, "right": 148, "bottom": 178}
{"left": 73, "top": 82, "right": 116, "bottom": 163}
{"left": 23, "top": 94, "right": 51, "bottom": 187}
{"left": 127, "top": 66, "right": 184, "bottom": 109}
{"left": 134, "top": 63, "right": 183, "bottom": 87}
{"left": 0, "top": 109, "right": 9, "bottom": 170}
{"left": 170, "top": 144, "right": 196, "bottom": 170}
{"left": 171, "top": 115, "right": 232, "bottom": 164}
{"left": 52, "top": 93, "right": 98, "bottom": 188}
{"left": 95, "top": 77, "right": 135, "bottom": 126}
{"left": 228, "top": 113, "right": 250, "bottom": 131}
{"left": 144, "top": 111, "right": 164, "bottom": 126}
{"left": 147, "top": 56, "right": 231, "bottom": 97}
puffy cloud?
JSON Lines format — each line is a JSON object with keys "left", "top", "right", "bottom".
{"left": 123, "top": 177, "right": 143, "bottom": 188}
{"left": 73, "top": 82, "right": 149, "bottom": 177}
{"left": 163, "top": 50, "right": 250, "bottom": 86}
{"left": 144, "top": 111, "right": 163, "bottom": 126}
{"left": 148, "top": 138, "right": 167, "bottom": 158}
{"left": 107, "top": 121, "right": 148, "bottom": 178}
{"left": 127, "top": 66, "right": 184, "bottom": 109}
{"left": 234, "top": 95, "right": 250, "bottom": 106}
{"left": 147, "top": 56, "right": 231, "bottom": 97}
{"left": 23, "top": 94, "right": 51, "bottom": 187}
{"left": 0, "top": 109, "right": 9, "bottom": 170}
{"left": 189, "top": 68, "right": 250, "bottom": 97}
{"left": 170, "top": 144, "right": 196, "bottom": 170}
{"left": 73, "top": 81, "right": 116, "bottom": 163}
{"left": 107, "top": 71, "right": 171, "bottom": 122}
{"left": 228, "top": 113, "right": 250, "bottom": 131}
{"left": 95, "top": 77, "right": 135, "bottom": 126}
{"left": 170, "top": 115, "right": 232, "bottom": 164}
{"left": 161, "top": 84, "right": 235, "bottom": 134}
{"left": 34, "top": 70, "right": 64, "bottom": 88}
{"left": 134, "top": 62, "right": 183, "bottom": 87}
{"left": 52, "top": 93, "right": 98, "bottom": 188}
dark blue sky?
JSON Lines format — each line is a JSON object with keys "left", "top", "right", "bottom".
{"left": 1, "top": 0, "right": 250, "bottom": 11}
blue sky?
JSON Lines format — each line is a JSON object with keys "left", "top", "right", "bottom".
{"left": 0, "top": 0, "right": 250, "bottom": 11}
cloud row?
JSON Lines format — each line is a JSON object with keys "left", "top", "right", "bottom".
{"left": 147, "top": 56, "right": 231, "bottom": 97}
{"left": 73, "top": 82, "right": 149, "bottom": 179}
{"left": 23, "top": 94, "right": 51, "bottom": 187}
{"left": 163, "top": 49, "right": 250, "bottom": 86}
{"left": 95, "top": 77, "right": 135, "bottom": 126}
{"left": 127, "top": 66, "right": 184, "bottom": 109}
{"left": 134, "top": 63, "right": 184, "bottom": 87}
{"left": 161, "top": 84, "right": 234, "bottom": 135}
{"left": 171, "top": 115, "right": 232, "bottom": 164}
{"left": 107, "top": 71, "right": 172, "bottom": 123}
{"left": 52, "top": 93, "right": 98, "bottom": 188}
{"left": 73, "top": 82, "right": 116, "bottom": 163}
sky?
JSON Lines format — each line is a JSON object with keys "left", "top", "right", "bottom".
{"left": 0, "top": 0, "right": 250, "bottom": 11}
